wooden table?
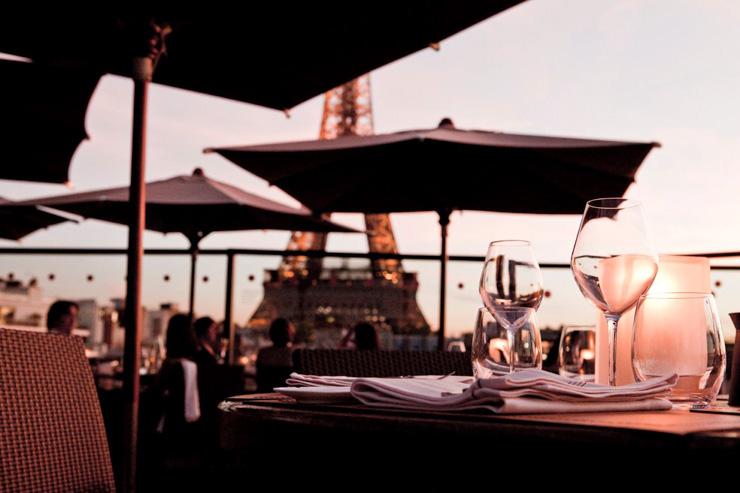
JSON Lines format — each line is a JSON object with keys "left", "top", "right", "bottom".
{"left": 218, "top": 394, "right": 740, "bottom": 486}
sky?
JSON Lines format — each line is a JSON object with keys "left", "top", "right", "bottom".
{"left": 1, "top": 0, "right": 740, "bottom": 338}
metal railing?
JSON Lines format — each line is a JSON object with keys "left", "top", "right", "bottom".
{"left": 0, "top": 246, "right": 738, "bottom": 362}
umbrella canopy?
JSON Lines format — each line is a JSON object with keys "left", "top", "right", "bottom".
{"left": 0, "top": 2, "right": 524, "bottom": 110}
{"left": 27, "top": 168, "right": 357, "bottom": 238}
{"left": 0, "top": 197, "right": 71, "bottom": 240}
{"left": 1, "top": 59, "right": 100, "bottom": 184}
{"left": 208, "top": 120, "right": 659, "bottom": 214}
{"left": 23, "top": 168, "right": 358, "bottom": 317}
{"left": 208, "top": 119, "right": 660, "bottom": 349}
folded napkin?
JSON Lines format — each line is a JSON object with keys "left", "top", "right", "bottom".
{"left": 285, "top": 373, "right": 359, "bottom": 387}
{"left": 286, "top": 373, "right": 473, "bottom": 387}
{"left": 281, "top": 370, "right": 677, "bottom": 414}
{"left": 350, "top": 370, "right": 677, "bottom": 414}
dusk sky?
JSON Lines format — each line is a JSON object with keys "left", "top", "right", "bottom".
{"left": 1, "top": 1, "right": 739, "bottom": 338}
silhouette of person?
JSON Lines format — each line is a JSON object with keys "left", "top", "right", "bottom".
{"left": 256, "top": 318, "right": 295, "bottom": 392}
{"left": 194, "top": 316, "right": 219, "bottom": 366}
{"left": 339, "top": 322, "right": 380, "bottom": 350}
{"left": 46, "top": 300, "right": 79, "bottom": 336}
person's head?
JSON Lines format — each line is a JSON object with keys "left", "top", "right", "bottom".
{"left": 269, "top": 318, "right": 294, "bottom": 348}
{"left": 46, "top": 300, "right": 79, "bottom": 335}
{"left": 354, "top": 322, "right": 379, "bottom": 351}
{"left": 165, "top": 314, "right": 196, "bottom": 359}
{"left": 194, "top": 316, "right": 218, "bottom": 346}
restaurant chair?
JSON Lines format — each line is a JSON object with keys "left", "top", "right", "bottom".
{"left": 0, "top": 328, "right": 116, "bottom": 493}
{"left": 292, "top": 348, "right": 473, "bottom": 377}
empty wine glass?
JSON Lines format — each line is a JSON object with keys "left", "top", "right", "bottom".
{"left": 479, "top": 240, "right": 544, "bottom": 313}
{"left": 559, "top": 325, "right": 596, "bottom": 380}
{"left": 472, "top": 307, "right": 542, "bottom": 377}
{"left": 571, "top": 198, "right": 658, "bottom": 386}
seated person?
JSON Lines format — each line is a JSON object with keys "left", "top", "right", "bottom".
{"left": 46, "top": 300, "right": 79, "bottom": 336}
{"left": 155, "top": 314, "right": 201, "bottom": 444}
{"left": 339, "top": 322, "right": 379, "bottom": 351}
{"left": 194, "top": 316, "right": 220, "bottom": 366}
{"left": 256, "top": 318, "right": 295, "bottom": 392}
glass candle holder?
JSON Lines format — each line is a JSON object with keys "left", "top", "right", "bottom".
{"left": 632, "top": 292, "right": 726, "bottom": 404}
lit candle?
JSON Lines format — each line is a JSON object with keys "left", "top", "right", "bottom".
{"left": 594, "top": 255, "right": 710, "bottom": 385}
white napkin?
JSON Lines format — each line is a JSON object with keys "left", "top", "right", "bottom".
{"left": 281, "top": 370, "right": 677, "bottom": 414}
{"left": 285, "top": 372, "right": 473, "bottom": 387}
{"left": 181, "top": 359, "right": 201, "bottom": 423}
{"left": 285, "top": 373, "right": 360, "bottom": 387}
{"left": 350, "top": 370, "right": 677, "bottom": 414}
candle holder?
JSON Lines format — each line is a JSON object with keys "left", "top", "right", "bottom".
{"left": 632, "top": 292, "right": 726, "bottom": 404}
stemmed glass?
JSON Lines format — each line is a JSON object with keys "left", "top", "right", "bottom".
{"left": 571, "top": 198, "right": 658, "bottom": 386}
{"left": 479, "top": 240, "right": 544, "bottom": 373}
{"left": 472, "top": 307, "right": 542, "bottom": 377}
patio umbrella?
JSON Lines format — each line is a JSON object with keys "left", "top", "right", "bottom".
{"left": 24, "top": 168, "right": 358, "bottom": 318}
{"left": 0, "top": 3, "right": 524, "bottom": 111}
{"left": 0, "top": 4, "right": 525, "bottom": 487}
{"left": 0, "top": 59, "right": 101, "bottom": 184}
{"left": 207, "top": 119, "right": 660, "bottom": 349}
{"left": 0, "top": 197, "right": 71, "bottom": 240}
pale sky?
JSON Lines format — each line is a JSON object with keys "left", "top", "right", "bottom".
{"left": 1, "top": 0, "right": 740, "bottom": 337}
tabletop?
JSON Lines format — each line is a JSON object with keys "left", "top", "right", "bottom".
{"left": 219, "top": 394, "right": 740, "bottom": 468}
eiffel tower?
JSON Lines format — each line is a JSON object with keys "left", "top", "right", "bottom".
{"left": 248, "top": 76, "right": 429, "bottom": 345}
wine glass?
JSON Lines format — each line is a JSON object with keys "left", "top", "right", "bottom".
{"left": 558, "top": 325, "right": 596, "bottom": 380}
{"left": 479, "top": 240, "right": 544, "bottom": 374}
{"left": 479, "top": 240, "right": 544, "bottom": 312}
{"left": 472, "top": 307, "right": 542, "bottom": 377}
{"left": 571, "top": 198, "right": 658, "bottom": 386}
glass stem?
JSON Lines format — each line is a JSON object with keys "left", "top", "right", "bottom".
{"left": 605, "top": 314, "right": 620, "bottom": 386}
{"left": 507, "top": 328, "right": 516, "bottom": 374}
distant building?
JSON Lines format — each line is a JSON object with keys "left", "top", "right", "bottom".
{"left": 0, "top": 277, "right": 51, "bottom": 328}
{"left": 76, "top": 299, "right": 103, "bottom": 346}
{"left": 247, "top": 77, "right": 430, "bottom": 346}
{"left": 144, "top": 303, "right": 179, "bottom": 344}
{"left": 249, "top": 264, "right": 429, "bottom": 347}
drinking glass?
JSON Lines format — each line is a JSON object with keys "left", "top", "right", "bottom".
{"left": 472, "top": 307, "right": 542, "bottom": 378}
{"left": 632, "top": 293, "right": 726, "bottom": 404}
{"left": 558, "top": 325, "right": 596, "bottom": 380}
{"left": 479, "top": 240, "right": 544, "bottom": 313}
{"left": 571, "top": 198, "right": 658, "bottom": 386}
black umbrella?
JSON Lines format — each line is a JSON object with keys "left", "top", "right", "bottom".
{"left": 207, "top": 119, "right": 660, "bottom": 349}
{"left": 0, "top": 3, "right": 524, "bottom": 110}
{"left": 0, "top": 59, "right": 101, "bottom": 184}
{"left": 0, "top": 197, "right": 71, "bottom": 240}
{"left": 25, "top": 168, "right": 357, "bottom": 318}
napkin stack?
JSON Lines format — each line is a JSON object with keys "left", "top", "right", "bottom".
{"left": 280, "top": 370, "right": 677, "bottom": 414}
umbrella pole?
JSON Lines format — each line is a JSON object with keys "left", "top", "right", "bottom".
{"left": 224, "top": 251, "right": 236, "bottom": 364}
{"left": 188, "top": 239, "right": 199, "bottom": 321}
{"left": 437, "top": 209, "right": 451, "bottom": 351}
{"left": 121, "top": 59, "right": 150, "bottom": 493}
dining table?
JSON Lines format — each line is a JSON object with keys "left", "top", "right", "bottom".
{"left": 218, "top": 393, "right": 740, "bottom": 487}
